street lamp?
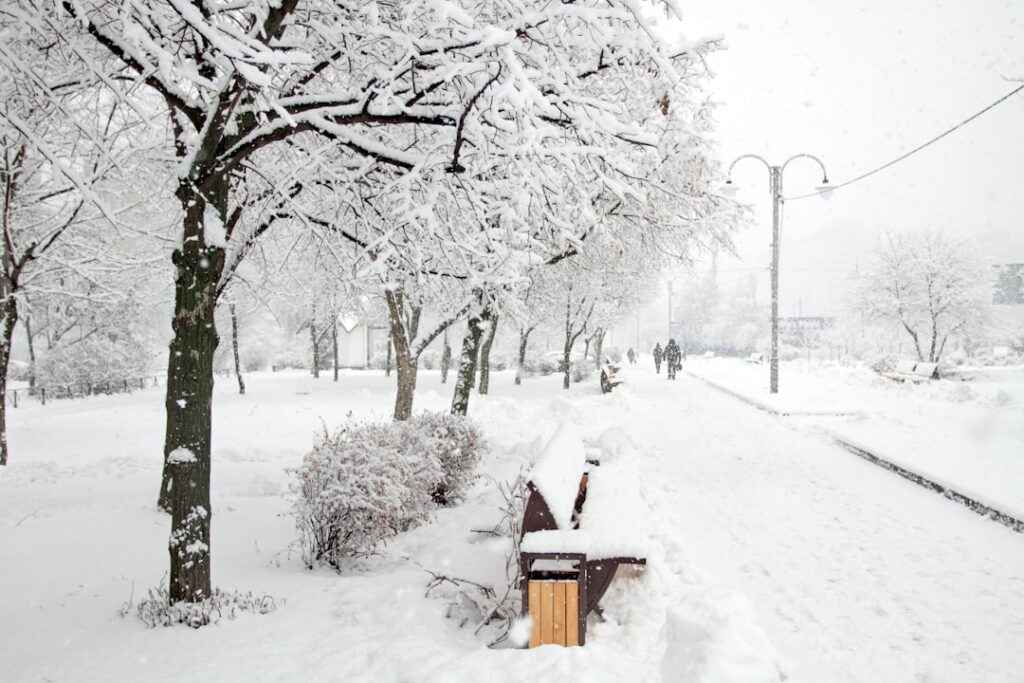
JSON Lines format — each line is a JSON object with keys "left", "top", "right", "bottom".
{"left": 723, "top": 153, "right": 831, "bottom": 394}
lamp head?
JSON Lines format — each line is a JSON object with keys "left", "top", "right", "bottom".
{"left": 816, "top": 179, "right": 834, "bottom": 201}
{"left": 720, "top": 179, "right": 739, "bottom": 198}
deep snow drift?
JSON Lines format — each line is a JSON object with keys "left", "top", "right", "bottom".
{"left": 1, "top": 366, "right": 1022, "bottom": 682}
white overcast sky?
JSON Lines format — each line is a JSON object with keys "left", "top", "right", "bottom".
{"left": 668, "top": 0, "right": 1024, "bottom": 317}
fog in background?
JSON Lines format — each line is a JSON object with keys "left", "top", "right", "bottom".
{"left": 619, "top": 0, "right": 1024, "bottom": 349}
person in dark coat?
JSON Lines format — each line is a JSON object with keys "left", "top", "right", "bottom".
{"left": 626, "top": 347, "right": 636, "bottom": 365}
{"left": 664, "top": 339, "right": 681, "bottom": 379}
{"left": 653, "top": 343, "right": 663, "bottom": 373}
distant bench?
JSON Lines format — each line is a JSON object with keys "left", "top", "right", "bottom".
{"left": 744, "top": 352, "right": 764, "bottom": 364}
{"left": 883, "top": 360, "right": 940, "bottom": 383}
{"left": 519, "top": 422, "right": 646, "bottom": 647}
{"left": 599, "top": 361, "right": 624, "bottom": 394}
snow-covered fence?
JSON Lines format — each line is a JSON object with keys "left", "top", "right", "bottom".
{"left": 4, "top": 375, "right": 162, "bottom": 407}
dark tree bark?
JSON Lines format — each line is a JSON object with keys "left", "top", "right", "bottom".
{"left": 561, "top": 298, "right": 592, "bottom": 390}
{"left": 158, "top": 178, "right": 226, "bottom": 604}
{"left": 514, "top": 325, "right": 536, "bottom": 386}
{"left": 310, "top": 318, "right": 320, "bottom": 378}
{"left": 230, "top": 304, "right": 245, "bottom": 395}
{"left": 440, "top": 330, "right": 452, "bottom": 384}
{"left": 477, "top": 314, "right": 499, "bottom": 395}
{"left": 451, "top": 307, "right": 490, "bottom": 415}
{"left": 0, "top": 296, "right": 17, "bottom": 466}
{"left": 385, "top": 289, "right": 418, "bottom": 421}
{"left": 332, "top": 319, "right": 339, "bottom": 381}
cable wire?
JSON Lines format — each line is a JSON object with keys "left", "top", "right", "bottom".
{"left": 785, "top": 83, "right": 1024, "bottom": 201}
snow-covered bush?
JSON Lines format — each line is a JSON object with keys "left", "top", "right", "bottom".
{"left": 569, "top": 357, "right": 593, "bottom": 383}
{"left": 36, "top": 332, "right": 152, "bottom": 394}
{"left": 292, "top": 422, "right": 440, "bottom": 569}
{"left": 520, "top": 357, "right": 558, "bottom": 377}
{"left": 411, "top": 412, "right": 485, "bottom": 506}
{"left": 868, "top": 354, "right": 898, "bottom": 375}
{"left": 292, "top": 415, "right": 486, "bottom": 569}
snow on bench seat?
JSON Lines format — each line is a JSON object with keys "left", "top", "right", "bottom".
{"left": 528, "top": 421, "right": 587, "bottom": 530}
{"left": 577, "top": 461, "right": 646, "bottom": 561}
{"left": 521, "top": 529, "right": 592, "bottom": 555}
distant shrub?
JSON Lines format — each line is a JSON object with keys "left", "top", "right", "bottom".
{"left": 868, "top": 354, "right": 897, "bottom": 375}
{"left": 291, "top": 414, "right": 486, "bottom": 570}
{"left": 520, "top": 357, "right": 557, "bottom": 377}
{"left": 36, "top": 333, "right": 152, "bottom": 395}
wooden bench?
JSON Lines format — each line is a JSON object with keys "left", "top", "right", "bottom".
{"left": 519, "top": 421, "right": 646, "bottom": 647}
{"left": 599, "top": 361, "right": 624, "bottom": 394}
{"left": 883, "top": 360, "right": 940, "bottom": 383}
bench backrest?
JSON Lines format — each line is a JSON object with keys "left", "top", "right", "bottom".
{"left": 895, "top": 360, "right": 917, "bottom": 374}
{"left": 523, "top": 421, "right": 586, "bottom": 534}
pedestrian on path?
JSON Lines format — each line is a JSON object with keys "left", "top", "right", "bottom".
{"left": 627, "top": 347, "right": 637, "bottom": 365}
{"left": 665, "top": 339, "right": 681, "bottom": 380}
{"left": 653, "top": 343, "right": 663, "bottom": 374}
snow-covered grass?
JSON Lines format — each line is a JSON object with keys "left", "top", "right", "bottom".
{"left": 686, "top": 357, "right": 1024, "bottom": 518}
{"left": 2, "top": 367, "right": 1022, "bottom": 682}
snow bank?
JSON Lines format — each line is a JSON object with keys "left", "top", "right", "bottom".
{"left": 660, "top": 589, "right": 785, "bottom": 683}
{"left": 528, "top": 421, "right": 586, "bottom": 530}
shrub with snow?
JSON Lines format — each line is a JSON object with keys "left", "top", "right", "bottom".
{"left": 291, "top": 422, "right": 439, "bottom": 569}
{"left": 35, "top": 331, "right": 152, "bottom": 395}
{"left": 291, "top": 414, "right": 486, "bottom": 570}
{"left": 410, "top": 412, "right": 485, "bottom": 506}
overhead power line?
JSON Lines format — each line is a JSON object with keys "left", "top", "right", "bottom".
{"left": 785, "top": 82, "right": 1024, "bottom": 201}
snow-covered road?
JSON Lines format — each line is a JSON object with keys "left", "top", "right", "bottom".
{"left": 625, "top": 370, "right": 1024, "bottom": 681}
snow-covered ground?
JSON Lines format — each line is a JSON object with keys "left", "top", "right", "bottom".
{"left": 2, "top": 367, "right": 1023, "bottom": 682}
{"left": 684, "top": 358, "right": 1024, "bottom": 520}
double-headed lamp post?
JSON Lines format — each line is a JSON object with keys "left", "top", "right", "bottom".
{"left": 723, "top": 154, "right": 831, "bottom": 394}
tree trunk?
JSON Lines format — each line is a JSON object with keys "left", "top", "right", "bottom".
{"left": 440, "top": 330, "right": 452, "bottom": 384}
{"left": 592, "top": 328, "right": 606, "bottom": 370}
{"left": 514, "top": 327, "right": 532, "bottom": 386}
{"left": 332, "top": 319, "right": 339, "bottom": 382}
{"left": 158, "top": 180, "right": 225, "bottom": 604}
{"left": 230, "top": 304, "right": 245, "bottom": 395}
{"left": 0, "top": 297, "right": 17, "bottom": 466}
{"left": 385, "top": 329, "right": 393, "bottom": 377}
{"left": 24, "top": 312, "right": 36, "bottom": 391}
{"left": 562, "top": 339, "right": 573, "bottom": 390}
{"left": 478, "top": 314, "right": 499, "bottom": 395}
{"left": 451, "top": 307, "right": 489, "bottom": 416}
{"left": 310, "top": 319, "right": 320, "bottom": 378}
{"left": 385, "top": 289, "right": 418, "bottom": 421}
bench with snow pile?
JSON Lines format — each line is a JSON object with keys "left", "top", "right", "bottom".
{"left": 883, "top": 360, "right": 940, "bottom": 383}
{"left": 519, "top": 421, "right": 646, "bottom": 647}
{"left": 599, "top": 360, "right": 624, "bottom": 394}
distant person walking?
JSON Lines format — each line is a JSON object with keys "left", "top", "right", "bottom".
{"left": 653, "top": 343, "right": 663, "bottom": 374}
{"left": 664, "top": 339, "right": 681, "bottom": 380}
{"left": 627, "top": 347, "right": 637, "bottom": 365}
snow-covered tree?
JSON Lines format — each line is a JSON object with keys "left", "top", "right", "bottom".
{"left": 0, "top": 9, "right": 160, "bottom": 465}
{"left": 28, "top": 0, "right": 731, "bottom": 605}
{"left": 854, "top": 230, "right": 992, "bottom": 363}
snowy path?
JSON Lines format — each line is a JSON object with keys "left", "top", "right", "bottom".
{"left": 2, "top": 369, "right": 1023, "bottom": 682}
{"left": 625, "top": 370, "right": 1024, "bottom": 681}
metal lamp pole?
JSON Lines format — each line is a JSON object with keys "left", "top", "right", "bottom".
{"left": 724, "top": 154, "right": 830, "bottom": 394}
